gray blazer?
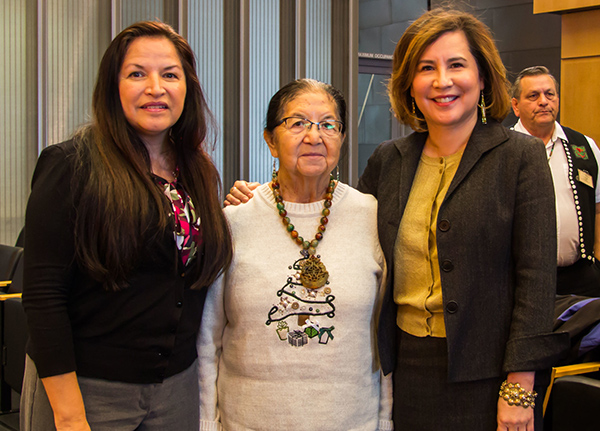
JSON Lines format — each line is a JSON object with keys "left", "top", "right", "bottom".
{"left": 358, "top": 120, "right": 568, "bottom": 382}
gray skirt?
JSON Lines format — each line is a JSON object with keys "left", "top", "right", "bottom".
{"left": 392, "top": 329, "right": 545, "bottom": 431}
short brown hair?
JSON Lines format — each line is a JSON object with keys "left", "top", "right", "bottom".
{"left": 388, "top": 8, "right": 511, "bottom": 132}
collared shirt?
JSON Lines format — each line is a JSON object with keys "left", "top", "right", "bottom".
{"left": 513, "top": 120, "right": 600, "bottom": 266}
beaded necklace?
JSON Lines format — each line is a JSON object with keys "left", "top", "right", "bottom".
{"left": 266, "top": 170, "right": 339, "bottom": 341}
{"left": 547, "top": 139, "right": 557, "bottom": 161}
{"left": 271, "top": 170, "right": 336, "bottom": 288}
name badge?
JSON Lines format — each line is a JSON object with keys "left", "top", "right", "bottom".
{"left": 577, "top": 169, "right": 594, "bottom": 188}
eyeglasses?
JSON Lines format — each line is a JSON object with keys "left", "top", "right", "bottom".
{"left": 277, "top": 117, "right": 344, "bottom": 138}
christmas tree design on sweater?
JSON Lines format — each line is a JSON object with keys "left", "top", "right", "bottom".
{"left": 266, "top": 254, "right": 336, "bottom": 347}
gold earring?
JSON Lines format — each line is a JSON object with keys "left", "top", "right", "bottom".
{"left": 479, "top": 91, "right": 487, "bottom": 124}
{"left": 412, "top": 98, "right": 416, "bottom": 116}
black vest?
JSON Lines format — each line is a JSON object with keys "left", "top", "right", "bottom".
{"left": 561, "top": 125, "right": 598, "bottom": 261}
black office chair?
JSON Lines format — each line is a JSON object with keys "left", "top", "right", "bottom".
{"left": 547, "top": 375, "right": 600, "bottom": 430}
{"left": 0, "top": 245, "right": 23, "bottom": 291}
{"left": 0, "top": 256, "right": 26, "bottom": 418}
{"left": 14, "top": 228, "right": 24, "bottom": 248}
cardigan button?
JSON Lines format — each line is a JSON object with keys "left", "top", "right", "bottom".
{"left": 176, "top": 301, "right": 183, "bottom": 308}
{"left": 446, "top": 301, "right": 458, "bottom": 313}
{"left": 439, "top": 219, "right": 450, "bottom": 232}
{"left": 441, "top": 259, "right": 454, "bottom": 272}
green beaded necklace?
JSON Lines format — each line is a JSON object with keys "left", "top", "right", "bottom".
{"left": 271, "top": 170, "right": 337, "bottom": 325}
{"left": 271, "top": 170, "right": 336, "bottom": 258}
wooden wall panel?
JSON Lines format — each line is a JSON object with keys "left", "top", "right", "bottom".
{"left": 562, "top": 9, "right": 600, "bottom": 58}
{"left": 534, "top": 0, "right": 600, "bottom": 14}
{"left": 561, "top": 57, "right": 600, "bottom": 144}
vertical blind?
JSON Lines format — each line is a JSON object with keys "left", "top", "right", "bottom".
{"left": 1, "top": 0, "right": 34, "bottom": 244}
{"left": 248, "top": 1, "right": 280, "bottom": 184}
{"left": 306, "top": 0, "right": 331, "bottom": 84}
{"left": 188, "top": 0, "right": 224, "bottom": 174}
{"left": 0, "top": 0, "right": 349, "bottom": 245}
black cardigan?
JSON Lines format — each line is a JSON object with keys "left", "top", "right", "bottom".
{"left": 23, "top": 141, "right": 208, "bottom": 383}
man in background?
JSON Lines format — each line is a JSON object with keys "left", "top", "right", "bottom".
{"left": 512, "top": 66, "right": 600, "bottom": 297}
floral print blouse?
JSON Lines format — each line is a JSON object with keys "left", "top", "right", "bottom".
{"left": 154, "top": 174, "right": 202, "bottom": 267}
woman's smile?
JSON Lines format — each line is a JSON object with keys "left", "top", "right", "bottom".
{"left": 411, "top": 30, "right": 483, "bottom": 133}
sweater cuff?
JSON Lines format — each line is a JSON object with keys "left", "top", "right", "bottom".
{"left": 199, "top": 419, "right": 222, "bottom": 431}
{"left": 378, "top": 419, "right": 394, "bottom": 430}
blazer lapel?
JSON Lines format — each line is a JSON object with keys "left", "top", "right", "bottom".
{"left": 377, "top": 132, "right": 426, "bottom": 259}
{"left": 446, "top": 120, "right": 509, "bottom": 199}
{"left": 395, "top": 133, "right": 427, "bottom": 219}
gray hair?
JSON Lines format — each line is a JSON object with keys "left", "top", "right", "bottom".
{"left": 511, "top": 66, "right": 559, "bottom": 99}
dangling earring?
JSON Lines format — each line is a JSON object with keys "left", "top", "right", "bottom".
{"left": 272, "top": 158, "right": 278, "bottom": 179}
{"left": 412, "top": 98, "right": 416, "bottom": 116}
{"left": 335, "top": 165, "right": 340, "bottom": 182}
{"left": 479, "top": 91, "right": 487, "bottom": 124}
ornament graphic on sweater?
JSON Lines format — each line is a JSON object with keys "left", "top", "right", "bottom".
{"left": 266, "top": 254, "right": 335, "bottom": 347}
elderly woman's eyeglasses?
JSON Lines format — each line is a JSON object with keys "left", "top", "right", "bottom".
{"left": 277, "top": 117, "right": 344, "bottom": 137}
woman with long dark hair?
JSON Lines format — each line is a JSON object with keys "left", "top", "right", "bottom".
{"left": 20, "top": 21, "right": 232, "bottom": 431}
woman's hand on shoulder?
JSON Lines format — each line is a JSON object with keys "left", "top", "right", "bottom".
{"left": 224, "top": 181, "right": 260, "bottom": 206}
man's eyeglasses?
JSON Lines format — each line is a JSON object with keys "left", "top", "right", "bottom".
{"left": 277, "top": 117, "right": 344, "bottom": 138}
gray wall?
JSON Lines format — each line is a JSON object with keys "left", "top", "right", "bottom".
{"left": 357, "top": 1, "right": 429, "bottom": 176}
{"left": 359, "top": 0, "right": 428, "bottom": 55}
{"left": 358, "top": 0, "right": 562, "bottom": 132}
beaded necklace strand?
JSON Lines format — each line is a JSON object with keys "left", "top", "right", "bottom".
{"left": 547, "top": 139, "right": 557, "bottom": 160}
{"left": 269, "top": 171, "right": 338, "bottom": 330}
{"left": 271, "top": 170, "right": 336, "bottom": 257}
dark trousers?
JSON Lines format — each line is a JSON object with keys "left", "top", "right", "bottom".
{"left": 557, "top": 258, "right": 600, "bottom": 297}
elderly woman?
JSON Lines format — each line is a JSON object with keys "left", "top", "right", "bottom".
{"left": 228, "top": 9, "right": 567, "bottom": 431}
{"left": 21, "top": 21, "right": 232, "bottom": 431}
{"left": 197, "top": 78, "right": 392, "bottom": 430}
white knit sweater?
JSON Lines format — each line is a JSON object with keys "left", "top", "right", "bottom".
{"left": 198, "top": 182, "right": 393, "bottom": 431}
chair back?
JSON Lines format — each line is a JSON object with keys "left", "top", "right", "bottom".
{"left": 0, "top": 245, "right": 23, "bottom": 282}
{"left": 549, "top": 375, "right": 600, "bottom": 430}
{"left": 6, "top": 257, "right": 23, "bottom": 294}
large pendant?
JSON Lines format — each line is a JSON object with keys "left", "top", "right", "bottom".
{"left": 299, "top": 255, "right": 329, "bottom": 288}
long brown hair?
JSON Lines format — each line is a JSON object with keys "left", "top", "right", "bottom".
{"left": 388, "top": 8, "right": 511, "bottom": 132}
{"left": 74, "top": 21, "right": 231, "bottom": 290}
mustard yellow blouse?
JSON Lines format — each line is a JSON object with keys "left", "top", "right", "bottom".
{"left": 394, "top": 150, "right": 463, "bottom": 338}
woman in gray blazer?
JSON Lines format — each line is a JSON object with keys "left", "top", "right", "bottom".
{"left": 357, "top": 8, "right": 565, "bottom": 431}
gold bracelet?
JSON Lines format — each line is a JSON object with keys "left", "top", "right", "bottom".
{"left": 499, "top": 380, "right": 537, "bottom": 408}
